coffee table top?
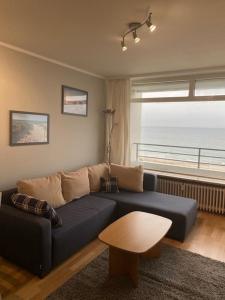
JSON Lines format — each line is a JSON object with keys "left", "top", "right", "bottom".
{"left": 99, "top": 211, "right": 172, "bottom": 254}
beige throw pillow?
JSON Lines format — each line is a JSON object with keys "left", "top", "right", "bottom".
{"left": 111, "top": 164, "right": 144, "bottom": 192}
{"left": 61, "top": 167, "right": 90, "bottom": 202}
{"left": 88, "top": 163, "right": 109, "bottom": 192}
{"left": 17, "top": 174, "right": 65, "bottom": 208}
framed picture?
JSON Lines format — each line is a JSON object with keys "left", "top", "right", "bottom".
{"left": 62, "top": 85, "right": 88, "bottom": 116}
{"left": 10, "top": 111, "right": 49, "bottom": 146}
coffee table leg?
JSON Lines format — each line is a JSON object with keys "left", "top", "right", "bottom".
{"left": 109, "top": 246, "right": 139, "bottom": 287}
{"left": 143, "top": 242, "right": 161, "bottom": 258}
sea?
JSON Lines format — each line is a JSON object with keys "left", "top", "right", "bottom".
{"left": 138, "top": 127, "right": 225, "bottom": 166}
{"left": 64, "top": 104, "right": 86, "bottom": 115}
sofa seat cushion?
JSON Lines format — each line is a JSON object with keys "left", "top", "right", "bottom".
{"left": 52, "top": 195, "right": 117, "bottom": 267}
{"left": 94, "top": 191, "right": 197, "bottom": 241}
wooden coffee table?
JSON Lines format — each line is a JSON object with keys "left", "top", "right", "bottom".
{"left": 98, "top": 211, "right": 172, "bottom": 287}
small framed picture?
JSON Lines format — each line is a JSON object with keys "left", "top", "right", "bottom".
{"left": 62, "top": 85, "right": 88, "bottom": 116}
{"left": 10, "top": 111, "right": 49, "bottom": 146}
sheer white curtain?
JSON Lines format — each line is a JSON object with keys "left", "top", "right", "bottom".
{"left": 105, "top": 79, "right": 131, "bottom": 165}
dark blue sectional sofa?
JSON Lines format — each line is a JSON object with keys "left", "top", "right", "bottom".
{"left": 0, "top": 173, "right": 197, "bottom": 277}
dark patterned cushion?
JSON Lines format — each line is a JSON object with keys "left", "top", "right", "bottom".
{"left": 100, "top": 177, "right": 119, "bottom": 193}
{"left": 11, "top": 193, "right": 62, "bottom": 228}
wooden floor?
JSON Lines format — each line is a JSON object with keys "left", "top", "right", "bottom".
{"left": 1, "top": 212, "right": 225, "bottom": 300}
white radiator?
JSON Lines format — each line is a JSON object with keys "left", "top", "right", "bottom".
{"left": 157, "top": 176, "right": 225, "bottom": 214}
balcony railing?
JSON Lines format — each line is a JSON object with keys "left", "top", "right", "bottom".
{"left": 134, "top": 143, "right": 225, "bottom": 171}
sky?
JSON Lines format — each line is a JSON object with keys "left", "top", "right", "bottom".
{"left": 141, "top": 101, "right": 225, "bottom": 128}
{"left": 13, "top": 113, "right": 47, "bottom": 122}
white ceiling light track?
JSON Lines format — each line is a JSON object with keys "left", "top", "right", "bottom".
{"left": 121, "top": 12, "right": 156, "bottom": 52}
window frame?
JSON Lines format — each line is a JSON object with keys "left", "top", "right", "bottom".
{"left": 132, "top": 74, "right": 225, "bottom": 103}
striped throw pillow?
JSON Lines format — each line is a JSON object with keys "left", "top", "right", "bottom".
{"left": 100, "top": 177, "right": 119, "bottom": 193}
{"left": 11, "top": 193, "right": 62, "bottom": 228}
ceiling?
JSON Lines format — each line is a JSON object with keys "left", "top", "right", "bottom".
{"left": 0, "top": 0, "right": 225, "bottom": 77}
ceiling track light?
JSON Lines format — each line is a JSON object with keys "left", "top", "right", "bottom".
{"left": 120, "top": 11, "right": 156, "bottom": 52}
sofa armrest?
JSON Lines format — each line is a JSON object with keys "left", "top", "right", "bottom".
{"left": 0, "top": 204, "right": 52, "bottom": 277}
{"left": 143, "top": 172, "right": 157, "bottom": 191}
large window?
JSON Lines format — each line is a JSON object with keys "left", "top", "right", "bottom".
{"left": 131, "top": 75, "right": 225, "bottom": 179}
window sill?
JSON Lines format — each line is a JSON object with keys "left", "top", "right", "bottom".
{"left": 144, "top": 168, "right": 225, "bottom": 187}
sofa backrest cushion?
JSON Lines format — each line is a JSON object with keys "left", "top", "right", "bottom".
{"left": 110, "top": 164, "right": 144, "bottom": 192}
{"left": 17, "top": 174, "right": 65, "bottom": 208}
{"left": 88, "top": 163, "right": 109, "bottom": 192}
{"left": 61, "top": 167, "right": 90, "bottom": 202}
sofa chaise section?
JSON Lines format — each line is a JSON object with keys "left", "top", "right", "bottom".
{"left": 94, "top": 190, "right": 197, "bottom": 241}
{"left": 94, "top": 173, "right": 197, "bottom": 241}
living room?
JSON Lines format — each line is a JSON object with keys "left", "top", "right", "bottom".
{"left": 0, "top": 0, "right": 225, "bottom": 299}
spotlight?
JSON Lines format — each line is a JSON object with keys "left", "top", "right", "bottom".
{"left": 146, "top": 13, "right": 156, "bottom": 32}
{"left": 150, "top": 24, "right": 156, "bottom": 32}
{"left": 121, "top": 38, "right": 127, "bottom": 51}
{"left": 133, "top": 30, "right": 140, "bottom": 44}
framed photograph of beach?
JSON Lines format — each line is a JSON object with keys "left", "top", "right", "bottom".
{"left": 10, "top": 111, "right": 49, "bottom": 146}
{"left": 62, "top": 85, "right": 88, "bottom": 116}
